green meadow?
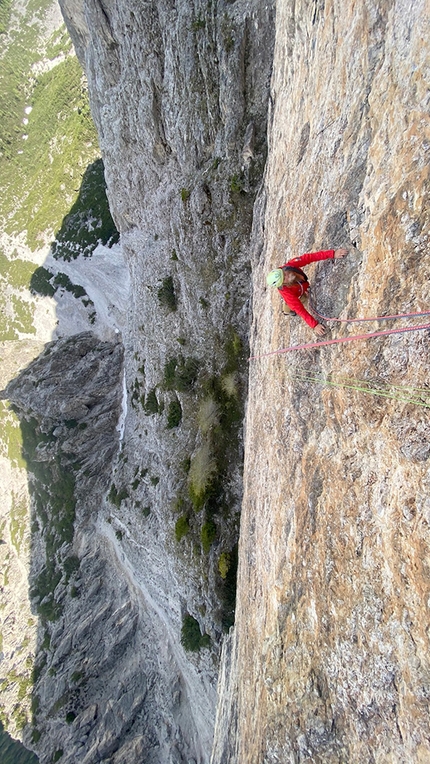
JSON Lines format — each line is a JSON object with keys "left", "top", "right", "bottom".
{"left": 0, "top": 1, "right": 99, "bottom": 247}
{"left": 0, "top": 0, "right": 118, "bottom": 339}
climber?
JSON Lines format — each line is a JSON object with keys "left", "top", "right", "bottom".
{"left": 266, "top": 248, "right": 348, "bottom": 336}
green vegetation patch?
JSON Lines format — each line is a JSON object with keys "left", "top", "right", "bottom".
{"left": 215, "top": 543, "right": 238, "bottom": 631}
{"left": 175, "top": 515, "right": 190, "bottom": 541}
{"left": 2, "top": 54, "right": 101, "bottom": 250}
{"left": 52, "top": 158, "right": 119, "bottom": 260}
{"left": 0, "top": 9, "right": 111, "bottom": 256}
{"left": 201, "top": 519, "right": 216, "bottom": 553}
{"left": 0, "top": 403, "right": 26, "bottom": 468}
{"left": 0, "top": 252, "right": 38, "bottom": 340}
{"left": 53, "top": 272, "right": 87, "bottom": 298}
{"left": 188, "top": 442, "right": 217, "bottom": 512}
{"left": 197, "top": 397, "right": 219, "bottom": 434}
{"left": 143, "top": 387, "right": 162, "bottom": 415}
{"left": 180, "top": 613, "right": 210, "bottom": 652}
{"left": 163, "top": 355, "right": 200, "bottom": 392}
{"left": 45, "top": 26, "right": 71, "bottom": 59}
{"left": 108, "top": 483, "right": 129, "bottom": 508}
{"left": 218, "top": 551, "right": 231, "bottom": 579}
{"left": 0, "top": 0, "right": 13, "bottom": 35}
{"left": 0, "top": 0, "right": 58, "bottom": 162}
{"left": 0, "top": 252, "right": 35, "bottom": 289}
{"left": 167, "top": 398, "right": 182, "bottom": 429}
{"left": 157, "top": 275, "right": 177, "bottom": 312}
{"left": 10, "top": 295, "right": 35, "bottom": 335}
{"left": 29, "top": 266, "right": 56, "bottom": 297}
{"left": 9, "top": 493, "right": 27, "bottom": 555}
{"left": 229, "top": 173, "right": 244, "bottom": 194}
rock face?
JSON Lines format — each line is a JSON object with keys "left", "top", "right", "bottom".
{"left": 211, "top": 0, "right": 430, "bottom": 762}
{"left": 2, "top": 0, "right": 275, "bottom": 762}
{"left": 3, "top": 332, "right": 217, "bottom": 764}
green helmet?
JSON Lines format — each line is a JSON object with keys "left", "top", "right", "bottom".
{"left": 266, "top": 269, "right": 283, "bottom": 288}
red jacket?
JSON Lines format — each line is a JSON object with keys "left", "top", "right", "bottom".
{"left": 278, "top": 250, "right": 335, "bottom": 328}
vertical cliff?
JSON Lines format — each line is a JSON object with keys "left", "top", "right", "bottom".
{"left": 212, "top": 0, "right": 430, "bottom": 762}
{"left": 2, "top": 1, "right": 275, "bottom": 762}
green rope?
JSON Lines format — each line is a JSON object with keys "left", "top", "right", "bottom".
{"left": 291, "top": 371, "right": 430, "bottom": 409}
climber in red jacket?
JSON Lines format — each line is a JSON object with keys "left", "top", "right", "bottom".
{"left": 266, "top": 248, "right": 348, "bottom": 336}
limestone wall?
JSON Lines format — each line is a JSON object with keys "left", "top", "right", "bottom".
{"left": 212, "top": 1, "right": 430, "bottom": 761}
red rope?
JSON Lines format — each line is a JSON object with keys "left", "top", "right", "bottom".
{"left": 249, "top": 322, "right": 430, "bottom": 360}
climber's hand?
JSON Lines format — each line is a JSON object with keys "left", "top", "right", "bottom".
{"left": 314, "top": 324, "right": 326, "bottom": 337}
{"left": 334, "top": 248, "right": 348, "bottom": 258}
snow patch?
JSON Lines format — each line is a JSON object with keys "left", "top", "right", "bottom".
{"left": 116, "top": 368, "right": 128, "bottom": 444}
{"left": 45, "top": 241, "right": 130, "bottom": 341}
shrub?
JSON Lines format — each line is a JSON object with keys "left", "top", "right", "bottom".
{"left": 197, "top": 397, "right": 219, "bottom": 434}
{"left": 218, "top": 543, "right": 238, "bottom": 631}
{"left": 180, "top": 614, "right": 210, "bottom": 652}
{"left": 163, "top": 356, "right": 199, "bottom": 392}
{"left": 188, "top": 443, "right": 216, "bottom": 511}
{"left": 221, "top": 372, "right": 238, "bottom": 398}
{"left": 63, "top": 555, "right": 80, "bottom": 578}
{"left": 175, "top": 356, "right": 200, "bottom": 392}
{"left": 218, "top": 552, "right": 231, "bottom": 579}
{"left": 201, "top": 519, "right": 216, "bottom": 553}
{"left": 167, "top": 398, "right": 182, "bottom": 429}
{"left": 31, "top": 562, "right": 61, "bottom": 608}
{"left": 175, "top": 515, "right": 190, "bottom": 541}
{"left": 224, "top": 328, "right": 243, "bottom": 372}
{"left": 53, "top": 272, "right": 87, "bottom": 299}
{"left": 30, "top": 266, "right": 56, "bottom": 297}
{"left": 143, "top": 387, "right": 161, "bottom": 415}
{"left": 163, "top": 357, "right": 178, "bottom": 389}
{"left": 157, "top": 275, "right": 177, "bottom": 312}
{"left": 181, "top": 456, "right": 191, "bottom": 473}
{"left": 173, "top": 496, "right": 186, "bottom": 514}
{"left": 192, "top": 14, "right": 205, "bottom": 30}
{"left": 230, "top": 174, "right": 244, "bottom": 194}
{"left": 108, "top": 484, "right": 129, "bottom": 507}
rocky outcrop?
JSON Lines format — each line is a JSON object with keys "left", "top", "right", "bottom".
{"left": 3, "top": 332, "right": 217, "bottom": 763}
{"left": 212, "top": 0, "right": 430, "bottom": 762}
